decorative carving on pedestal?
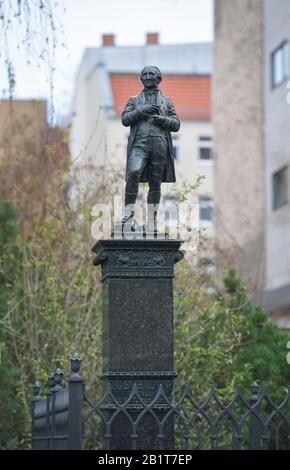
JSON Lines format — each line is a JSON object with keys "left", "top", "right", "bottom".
{"left": 92, "top": 239, "right": 184, "bottom": 281}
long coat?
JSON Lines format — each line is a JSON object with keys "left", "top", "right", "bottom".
{"left": 121, "top": 90, "right": 180, "bottom": 183}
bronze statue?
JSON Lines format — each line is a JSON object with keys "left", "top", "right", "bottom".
{"left": 121, "top": 65, "right": 180, "bottom": 233}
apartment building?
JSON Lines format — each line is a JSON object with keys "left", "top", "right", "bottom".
{"left": 214, "top": 0, "right": 290, "bottom": 326}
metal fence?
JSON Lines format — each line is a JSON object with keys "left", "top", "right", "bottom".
{"left": 31, "top": 354, "right": 290, "bottom": 450}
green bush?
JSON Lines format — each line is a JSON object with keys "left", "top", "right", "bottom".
{"left": 174, "top": 264, "right": 290, "bottom": 400}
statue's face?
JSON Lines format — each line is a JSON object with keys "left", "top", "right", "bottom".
{"left": 141, "top": 67, "right": 160, "bottom": 88}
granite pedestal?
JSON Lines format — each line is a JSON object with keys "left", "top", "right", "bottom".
{"left": 92, "top": 237, "right": 183, "bottom": 449}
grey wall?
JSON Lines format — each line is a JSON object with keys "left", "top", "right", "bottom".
{"left": 214, "top": 0, "right": 265, "bottom": 290}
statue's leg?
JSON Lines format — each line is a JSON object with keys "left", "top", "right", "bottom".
{"left": 147, "top": 137, "right": 168, "bottom": 231}
{"left": 123, "top": 144, "right": 147, "bottom": 223}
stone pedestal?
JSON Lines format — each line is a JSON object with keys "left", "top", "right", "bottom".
{"left": 92, "top": 238, "right": 183, "bottom": 449}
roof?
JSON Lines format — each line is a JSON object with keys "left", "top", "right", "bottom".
{"left": 110, "top": 74, "right": 211, "bottom": 120}
{"left": 81, "top": 42, "right": 212, "bottom": 77}
{"left": 74, "top": 42, "right": 213, "bottom": 121}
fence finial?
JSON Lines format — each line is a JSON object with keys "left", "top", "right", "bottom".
{"left": 47, "top": 372, "right": 56, "bottom": 390}
{"left": 54, "top": 368, "right": 64, "bottom": 388}
{"left": 250, "top": 381, "right": 259, "bottom": 405}
{"left": 32, "top": 382, "right": 41, "bottom": 399}
{"left": 70, "top": 352, "right": 81, "bottom": 374}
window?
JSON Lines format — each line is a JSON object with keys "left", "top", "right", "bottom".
{"left": 198, "top": 136, "right": 213, "bottom": 163}
{"left": 199, "top": 196, "right": 213, "bottom": 224}
{"left": 271, "top": 41, "right": 289, "bottom": 88}
{"left": 273, "top": 166, "right": 288, "bottom": 210}
{"left": 172, "top": 136, "right": 180, "bottom": 160}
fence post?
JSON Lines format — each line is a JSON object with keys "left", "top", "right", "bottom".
{"left": 249, "top": 381, "right": 261, "bottom": 450}
{"left": 68, "top": 353, "right": 84, "bottom": 450}
{"left": 46, "top": 373, "right": 55, "bottom": 450}
{"left": 31, "top": 383, "right": 41, "bottom": 450}
{"left": 51, "top": 368, "right": 64, "bottom": 450}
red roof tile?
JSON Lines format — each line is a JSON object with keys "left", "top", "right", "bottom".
{"left": 110, "top": 74, "right": 211, "bottom": 120}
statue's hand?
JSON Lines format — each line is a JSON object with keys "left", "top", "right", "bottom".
{"left": 153, "top": 116, "right": 167, "bottom": 128}
{"left": 139, "top": 104, "right": 160, "bottom": 115}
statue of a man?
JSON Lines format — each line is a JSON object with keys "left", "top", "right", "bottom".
{"left": 121, "top": 65, "right": 180, "bottom": 232}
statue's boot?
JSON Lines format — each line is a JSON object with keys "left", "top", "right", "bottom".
{"left": 121, "top": 210, "right": 135, "bottom": 225}
{"left": 120, "top": 205, "right": 136, "bottom": 233}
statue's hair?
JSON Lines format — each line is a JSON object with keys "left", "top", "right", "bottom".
{"left": 140, "top": 65, "right": 162, "bottom": 83}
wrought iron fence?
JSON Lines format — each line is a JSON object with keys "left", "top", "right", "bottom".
{"left": 31, "top": 354, "right": 290, "bottom": 450}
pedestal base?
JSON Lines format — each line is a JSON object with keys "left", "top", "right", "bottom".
{"left": 92, "top": 238, "right": 183, "bottom": 449}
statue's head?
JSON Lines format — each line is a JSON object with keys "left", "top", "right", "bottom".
{"left": 140, "top": 66, "right": 162, "bottom": 88}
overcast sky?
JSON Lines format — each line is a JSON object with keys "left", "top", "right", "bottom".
{"left": 0, "top": 0, "right": 213, "bottom": 123}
